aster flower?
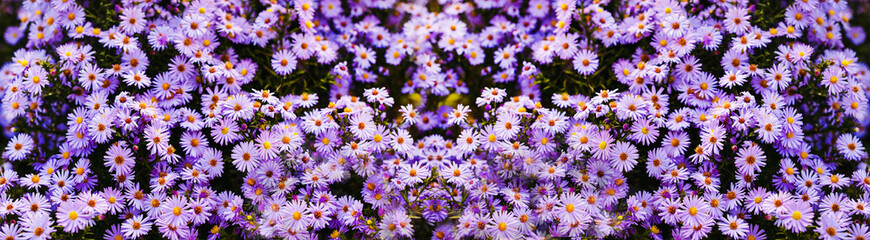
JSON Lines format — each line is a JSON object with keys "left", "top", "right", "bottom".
{"left": 817, "top": 212, "right": 848, "bottom": 240}
{"left": 848, "top": 223, "right": 870, "bottom": 240}
{"left": 821, "top": 173, "right": 849, "bottom": 190}
{"left": 630, "top": 119, "right": 659, "bottom": 145}
{"left": 837, "top": 133, "right": 866, "bottom": 161}
{"left": 391, "top": 129, "right": 414, "bottom": 155}
{"left": 717, "top": 215, "right": 749, "bottom": 238}
{"left": 363, "top": 87, "right": 390, "bottom": 104}
{"left": 254, "top": 131, "right": 281, "bottom": 160}
{"left": 611, "top": 141, "right": 638, "bottom": 172}
{"left": 271, "top": 49, "right": 297, "bottom": 75}
{"left": 591, "top": 132, "right": 615, "bottom": 159}
{"left": 720, "top": 70, "right": 748, "bottom": 88}
{"left": 724, "top": 7, "right": 752, "bottom": 34}
{"left": 301, "top": 110, "right": 336, "bottom": 135}
{"left": 820, "top": 67, "right": 848, "bottom": 94}
{"left": 119, "top": 7, "right": 146, "bottom": 34}
{"left": 0, "top": 223, "right": 22, "bottom": 240}
{"left": 22, "top": 67, "right": 47, "bottom": 94}
{"left": 557, "top": 192, "right": 591, "bottom": 225}
{"left": 478, "top": 125, "right": 504, "bottom": 152}
{"left": 399, "top": 162, "right": 430, "bottom": 186}
{"left": 231, "top": 141, "right": 261, "bottom": 173}
{"left": 778, "top": 200, "right": 814, "bottom": 233}
{"left": 211, "top": 119, "right": 241, "bottom": 145}
{"left": 554, "top": 0, "right": 576, "bottom": 20}
{"left": 495, "top": 46, "right": 517, "bottom": 69}
{"left": 679, "top": 195, "right": 711, "bottom": 227}
{"left": 736, "top": 143, "right": 767, "bottom": 175}
{"left": 573, "top": 49, "right": 599, "bottom": 75}
{"left": 397, "top": 104, "right": 419, "bottom": 125}
{"left": 349, "top": 113, "right": 375, "bottom": 140}
{"left": 281, "top": 200, "right": 312, "bottom": 232}
{"left": 455, "top": 129, "right": 479, "bottom": 155}
{"left": 4, "top": 134, "right": 33, "bottom": 161}
{"left": 368, "top": 125, "right": 392, "bottom": 152}
{"left": 765, "top": 63, "right": 792, "bottom": 92}
{"left": 22, "top": 213, "right": 54, "bottom": 240}
{"left": 221, "top": 94, "right": 256, "bottom": 121}
{"left": 122, "top": 70, "right": 151, "bottom": 89}
{"left": 819, "top": 193, "right": 848, "bottom": 216}
{"left": 88, "top": 113, "right": 115, "bottom": 143}
{"left": 179, "top": 131, "right": 208, "bottom": 157}
{"left": 159, "top": 195, "right": 191, "bottom": 227}
{"left": 534, "top": 109, "right": 569, "bottom": 134}
{"left": 20, "top": 192, "right": 50, "bottom": 217}
{"left": 487, "top": 210, "right": 520, "bottom": 239}
{"left": 494, "top": 113, "right": 521, "bottom": 140}
{"left": 680, "top": 216, "right": 714, "bottom": 240}
{"left": 144, "top": 124, "right": 170, "bottom": 156}
{"left": 56, "top": 200, "right": 93, "bottom": 233}
{"left": 379, "top": 209, "right": 414, "bottom": 239}
{"left": 441, "top": 162, "right": 471, "bottom": 186}
{"left": 77, "top": 191, "right": 108, "bottom": 215}
{"left": 448, "top": 104, "right": 470, "bottom": 126}
{"left": 122, "top": 215, "right": 152, "bottom": 239}
{"left": 754, "top": 112, "right": 782, "bottom": 144}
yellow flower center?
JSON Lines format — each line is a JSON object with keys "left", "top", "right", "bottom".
{"left": 293, "top": 211, "right": 302, "bottom": 220}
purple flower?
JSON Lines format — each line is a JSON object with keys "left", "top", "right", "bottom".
{"left": 122, "top": 215, "right": 152, "bottom": 239}
{"left": 678, "top": 195, "right": 711, "bottom": 227}
{"left": 611, "top": 141, "right": 638, "bottom": 172}
{"left": 4, "top": 134, "right": 33, "bottom": 161}
{"left": 487, "top": 210, "right": 520, "bottom": 239}
{"left": 837, "top": 133, "right": 866, "bottom": 161}
{"left": 221, "top": 94, "right": 256, "bottom": 121}
{"left": 556, "top": 192, "right": 591, "bottom": 226}
{"left": 271, "top": 49, "right": 298, "bottom": 75}
{"left": 778, "top": 200, "right": 814, "bottom": 233}
{"left": 816, "top": 212, "right": 848, "bottom": 240}
{"left": 159, "top": 195, "right": 191, "bottom": 227}
{"left": 231, "top": 141, "right": 261, "bottom": 173}
{"left": 22, "top": 213, "right": 54, "bottom": 240}
{"left": 56, "top": 200, "right": 93, "bottom": 233}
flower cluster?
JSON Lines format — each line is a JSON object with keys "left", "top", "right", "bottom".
{"left": 0, "top": 0, "right": 869, "bottom": 239}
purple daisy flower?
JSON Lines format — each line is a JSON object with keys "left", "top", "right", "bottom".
{"left": 487, "top": 210, "right": 520, "bottom": 239}
{"left": 231, "top": 141, "right": 260, "bottom": 173}
{"left": 121, "top": 215, "right": 152, "bottom": 239}
{"left": 271, "top": 49, "right": 298, "bottom": 75}
{"left": 778, "top": 200, "right": 814, "bottom": 233}
{"left": 837, "top": 133, "right": 866, "bottom": 161}
{"left": 281, "top": 199, "right": 312, "bottom": 232}
{"left": 573, "top": 49, "right": 599, "bottom": 75}
{"left": 4, "top": 134, "right": 33, "bottom": 161}
{"left": 56, "top": 200, "right": 93, "bottom": 233}
{"left": 678, "top": 195, "right": 711, "bottom": 227}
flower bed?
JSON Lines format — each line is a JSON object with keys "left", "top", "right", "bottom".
{"left": 0, "top": 0, "right": 869, "bottom": 239}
